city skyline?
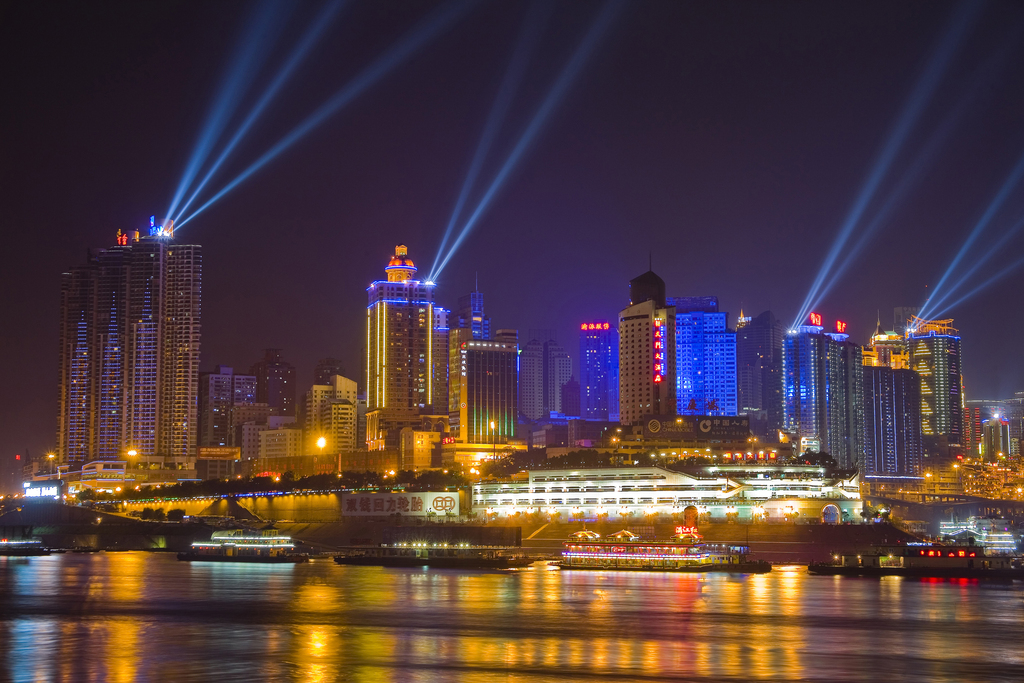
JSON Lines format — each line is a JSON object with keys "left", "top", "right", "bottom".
{"left": 4, "top": 0, "right": 1024, "bottom": 464}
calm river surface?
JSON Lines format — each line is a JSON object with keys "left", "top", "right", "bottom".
{"left": 1, "top": 553, "right": 1022, "bottom": 682}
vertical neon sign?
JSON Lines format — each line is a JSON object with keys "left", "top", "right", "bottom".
{"left": 653, "top": 318, "right": 664, "bottom": 383}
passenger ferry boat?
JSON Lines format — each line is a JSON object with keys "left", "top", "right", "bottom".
{"left": 808, "top": 543, "right": 1024, "bottom": 579}
{"left": 0, "top": 538, "right": 51, "bottom": 556}
{"left": 177, "top": 528, "right": 308, "bottom": 563}
{"left": 559, "top": 526, "right": 770, "bottom": 573}
{"left": 333, "top": 525, "right": 533, "bottom": 569}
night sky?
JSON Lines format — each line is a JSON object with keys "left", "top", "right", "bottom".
{"left": 2, "top": 0, "right": 1024, "bottom": 463}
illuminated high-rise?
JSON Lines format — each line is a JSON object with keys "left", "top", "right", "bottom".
{"left": 618, "top": 270, "right": 676, "bottom": 425}
{"left": 783, "top": 315, "right": 864, "bottom": 469}
{"left": 861, "top": 316, "right": 921, "bottom": 476}
{"left": 250, "top": 349, "right": 296, "bottom": 417}
{"left": 669, "top": 296, "right": 736, "bottom": 416}
{"left": 579, "top": 321, "right": 619, "bottom": 421}
{"left": 365, "top": 245, "right": 449, "bottom": 450}
{"left": 448, "top": 328, "right": 518, "bottom": 444}
{"left": 56, "top": 218, "right": 201, "bottom": 465}
{"left": 907, "top": 317, "right": 963, "bottom": 447}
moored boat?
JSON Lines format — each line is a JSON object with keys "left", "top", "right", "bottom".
{"left": 333, "top": 525, "right": 531, "bottom": 569}
{"left": 808, "top": 544, "right": 1024, "bottom": 579}
{"left": 559, "top": 527, "right": 770, "bottom": 573}
{"left": 0, "top": 538, "right": 51, "bottom": 556}
{"left": 177, "top": 528, "right": 308, "bottom": 563}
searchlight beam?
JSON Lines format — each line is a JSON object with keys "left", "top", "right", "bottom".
{"left": 176, "top": 0, "right": 475, "bottom": 230}
{"left": 431, "top": 0, "right": 623, "bottom": 280}
{"left": 791, "top": 1, "right": 981, "bottom": 328}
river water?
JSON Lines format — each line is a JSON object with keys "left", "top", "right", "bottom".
{"left": 1, "top": 553, "right": 1021, "bottom": 682}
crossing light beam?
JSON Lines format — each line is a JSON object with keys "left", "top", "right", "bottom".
{"left": 430, "top": 0, "right": 624, "bottom": 280}
{"left": 176, "top": 0, "right": 476, "bottom": 230}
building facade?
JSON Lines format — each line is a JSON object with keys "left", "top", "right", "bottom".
{"left": 618, "top": 271, "right": 676, "bottom": 425}
{"left": 250, "top": 349, "right": 296, "bottom": 417}
{"left": 56, "top": 220, "right": 201, "bottom": 466}
{"left": 736, "top": 310, "right": 784, "bottom": 438}
{"left": 862, "top": 366, "right": 922, "bottom": 476}
{"left": 669, "top": 296, "right": 737, "bottom": 417}
{"left": 907, "top": 317, "right": 963, "bottom": 448}
{"left": 199, "top": 366, "right": 256, "bottom": 448}
{"left": 783, "top": 316, "right": 865, "bottom": 469}
{"left": 579, "top": 321, "right": 619, "bottom": 422}
{"left": 365, "top": 245, "right": 449, "bottom": 449}
{"left": 448, "top": 328, "right": 519, "bottom": 445}
{"left": 520, "top": 333, "right": 571, "bottom": 421}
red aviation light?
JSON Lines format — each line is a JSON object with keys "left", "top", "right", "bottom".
{"left": 809, "top": 313, "right": 822, "bottom": 326}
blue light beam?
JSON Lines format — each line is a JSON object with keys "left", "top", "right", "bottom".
{"left": 807, "top": 28, "right": 1020, "bottom": 313}
{"left": 428, "top": 1, "right": 552, "bottom": 280}
{"left": 173, "top": 0, "right": 348, "bottom": 224}
{"left": 923, "top": 210, "right": 1024, "bottom": 316}
{"left": 176, "top": 0, "right": 474, "bottom": 230}
{"left": 431, "top": 0, "right": 624, "bottom": 280}
{"left": 165, "top": 1, "right": 291, "bottom": 221}
{"left": 919, "top": 147, "right": 1024, "bottom": 319}
{"left": 930, "top": 253, "right": 1024, "bottom": 319}
{"left": 791, "top": 0, "right": 981, "bottom": 328}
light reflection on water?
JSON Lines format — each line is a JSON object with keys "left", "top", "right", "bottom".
{"left": 1, "top": 554, "right": 1022, "bottom": 682}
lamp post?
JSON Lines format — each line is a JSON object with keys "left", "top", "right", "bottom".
{"left": 46, "top": 452, "right": 55, "bottom": 476}
{"left": 490, "top": 421, "right": 496, "bottom": 460}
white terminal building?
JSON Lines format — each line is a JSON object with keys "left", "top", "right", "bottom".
{"left": 472, "top": 465, "right": 862, "bottom": 523}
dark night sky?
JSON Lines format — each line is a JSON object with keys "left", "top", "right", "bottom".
{"left": 2, "top": 0, "right": 1024, "bottom": 463}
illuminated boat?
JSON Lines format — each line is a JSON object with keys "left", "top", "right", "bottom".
{"left": 559, "top": 527, "right": 770, "bottom": 573}
{"left": 177, "top": 528, "right": 308, "bottom": 563}
{"left": 808, "top": 544, "right": 1024, "bottom": 579}
{"left": 0, "top": 538, "right": 51, "bottom": 556}
{"left": 333, "top": 526, "right": 533, "bottom": 569}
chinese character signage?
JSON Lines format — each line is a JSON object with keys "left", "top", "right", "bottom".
{"left": 341, "top": 491, "right": 459, "bottom": 517}
{"left": 643, "top": 415, "right": 750, "bottom": 440}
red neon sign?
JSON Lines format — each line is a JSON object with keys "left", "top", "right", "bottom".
{"left": 835, "top": 320, "right": 847, "bottom": 334}
{"left": 581, "top": 322, "right": 611, "bottom": 331}
{"left": 809, "top": 312, "right": 822, "bottom": 326}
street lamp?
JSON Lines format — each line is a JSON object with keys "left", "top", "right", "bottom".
{"left": 490, "top": 420, "right": 496, "bottom": 460}
{"left": 46, "top": 452, "right": 55, "bottom": 475}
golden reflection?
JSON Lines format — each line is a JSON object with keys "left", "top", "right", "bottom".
{"left": 296, "top": 584, "right": 340, "bottom": 613}
{"left": 106, "top": 618, "right": 140, "bottom": 683}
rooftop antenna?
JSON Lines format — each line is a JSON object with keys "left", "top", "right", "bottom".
{"left": 475, "top": 271, "right": 479, "bottom": 291}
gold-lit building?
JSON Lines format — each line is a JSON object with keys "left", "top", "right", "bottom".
{"left": 618, "top": 270, "right": 676, "bottom": 425}
{"left": 907, "top": 316, "right": 963, "bottom": 444}
{"left": 365, "top": 245, "right": 449, "bottom": 450}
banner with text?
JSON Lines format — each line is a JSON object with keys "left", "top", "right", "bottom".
{"left": 341, "top": 491, "right": 459, "bottom": 517}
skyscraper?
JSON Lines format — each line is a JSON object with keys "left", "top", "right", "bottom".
{"left": 365, "top": 245, "right": 449, "bottom": 450}
{"left": 449, "top": 328, "right": 518, "bottom": 445}
{"left": 618, "top": 270, "right": 676, "bottom": 425}
{"left": 560, "top": 377, "right": 581, "bottom": 418}
{"left": 250, "top": 349, "right": 296, "bottom": 417}
{"left": 862, "top": 365, "right": 922, "bottom": 476}
{"left": 736, "top": 310, "right": 784, "bottom": 438}
{"left": 456, "top": 288, "right": 490, "bottom": 340}
{"left": 302, "top": 374, "right": 358, "bottom": 453}
{"left": 56, "top": 219, "right": 201, "bottom": 465}
{"left": 579, "top": 321, "right": 619, "bottom": 421}
{"left": 783, "top": 315, "right": 864, "bottom": 469}
{"left": 198, "top": 366, "right": 257, "bottom": 448}
{"left": 669, "top": 296, "right": 737, "bottom": 417}
{"left": 861, "top": 319, "right": 922, "bottom": 477}
{"left": 520, "top": 332, "right": 571, "bottom": 421}
{"left": 907, "top": 317, "right": 963, "bottom": 448}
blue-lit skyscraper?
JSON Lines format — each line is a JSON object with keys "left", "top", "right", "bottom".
{"left": 457, "top": 289, "right": 490, "bottom": 340}
{"left": 783, "top": 315, "right": 864, "bottom": 469}
{"left": 579, "top": 321, "right": 619, "bottom": 421}
{"left": 863, "top": 366, "right": 922, "bottom": 476}
{"left": 669, "top": 297, "right": 737, "bottom": 416}
{"left": 56, "top": 219, "right": 201, "bottom": 466}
